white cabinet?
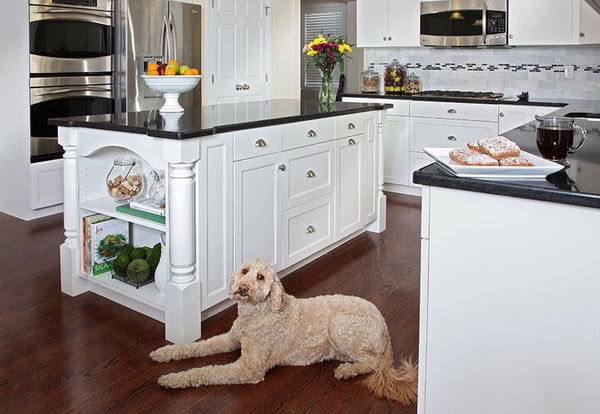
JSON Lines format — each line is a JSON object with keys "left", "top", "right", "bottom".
{"left": 209, "top": 0, "right": 271, "bottom": 104}
{"left": 508, "top": 0, "right": 600, "bottom": 45}
{"left": 418, "top": 186, "right": 600, "bottom": 414}
{"left": 356, "top": 0, "right": 420, "bottom": 47}
{"left": 498, "top": 104, "right": 562, "bottom": 134}
{"left": 409, "top": 101, "right": 498, "bottom": 186}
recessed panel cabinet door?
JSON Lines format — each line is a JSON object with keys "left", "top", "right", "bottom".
{"left": 210, "top": 0, "right": 270, "bottom": 105}
{"left": 233, "top": 152, "right": 282, "bottom": 270}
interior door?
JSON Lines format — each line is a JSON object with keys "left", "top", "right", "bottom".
{"left": 210, "top": 0, "right": 270, "bottom": 105}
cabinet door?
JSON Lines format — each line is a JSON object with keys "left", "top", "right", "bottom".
{"left": 383, "top": 115, "right": 410, "bottom": 185}
{"left": 508, "top": 0, "right": 579, "bottom": 45}
{"left": 498, "top": 105, "right": 561, "bottom": 134}
{"left": 356, "top": 0, "right": 389, "bottom": 47}
{"left": 579, "top": 0, "right": 600, "bottom": 44}
{"left": 388, "top": 0, "right": 420, "bottom": 47}
{"left": 233, "top": 152, "right": 282, "bottom": 270}
{"left": 336, "top": 134, "right": 364, "bottom": 239}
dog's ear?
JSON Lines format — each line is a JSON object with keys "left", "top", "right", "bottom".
{"left": 267, "top": 277, "right": 290, "bottom": 312}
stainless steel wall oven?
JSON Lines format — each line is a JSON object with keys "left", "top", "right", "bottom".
{"left": 29, "top": 0, "right": 115, "bottom": 162}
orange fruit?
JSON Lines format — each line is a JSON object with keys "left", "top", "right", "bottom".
{"left": 167, "top": 60, "right": 179, "bottom": 67}
{"left": 189, "top": 68, "right": 199, "bottom": 75}
{"left": 147, "top": 69, "right": 159, "bottom": 76}
{"left": 164, "top": 67, "right": 177, "bottom": 76}
{"left": 182, "top": 68, "right": 194, "bottom": 75}
{"left": 147, "top": 62, "right": 159, "bottom": 72}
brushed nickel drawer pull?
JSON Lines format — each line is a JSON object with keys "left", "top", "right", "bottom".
{"left": 447, "top": 108, "right": 457, "bottom": 114}
{"left": 347, "top": 122, "right": 355, "bottom": 129}
{"left": 305, "top": 225, "right": 315, "bottom": 234}
{"left": 306, "top": 170, "right": 315, "bottom": 178}
{"left": 348, "top": 138, "right": 356, "bottom": 145}
{"left": 278, "top": 164, "right": 286, "bottom": 171}
{"left": 254, "top": 139, "right": 267, "bottom": 147}
{"left": 447, "top": 135, "right": 457, "bottom": 141}
{"left": 307, "top": 129, "right": 317, "bottom": 137}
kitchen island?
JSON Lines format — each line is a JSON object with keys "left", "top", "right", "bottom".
{"left": 51, "top": 100, "right": 389, "bottom": 344}
{"left": 413, "top": 102, "right": 600, "bottom": 414}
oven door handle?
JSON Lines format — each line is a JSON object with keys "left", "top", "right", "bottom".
{"left": 31, "top": 8, "right": 112, "bottom": 20}
{"left": 33, "top": 87, "right": 113, "bottom": 97}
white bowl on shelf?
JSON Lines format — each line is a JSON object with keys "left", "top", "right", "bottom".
{"left": 141, "top": 75, "right": 201, "bottom": 113}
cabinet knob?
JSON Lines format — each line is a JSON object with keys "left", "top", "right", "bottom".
{"left": 305, "top": 225, "right": 315, "bottom": 234}
{"left": 306, "top": 169, "right": 316, "bottom": 178}
{"left": 278, "top": 164, "right": 286, "bottom": 171}
{"left": 447, "top": 135, "right": 457, "bottom": 141}
{"left": 307, "top": 129, "right": 317, "bottom": 137}
{"left": 383, "top": 36, "right": 387, "bottom": 41}
{"left": 347, "top": 122, "right": 355, "bottom": 130}
{"left": 254, "top": 138, "right": 267, "bottom": 147}
{"left": 235, "top": 84, "right": 242, "bottom": 90}
{"left": 499, "top": 112, "right": 505, "bottom": 117}
{"left": 348, "top": 138, "right": 356, "bottom": 145}
{"left": 447, "top": 108, "right": 457, "bottom": 114}
{"left": 509, "top": 34, "right": 514, "bottom": 39}
{"left": 243, "top": 84, "right": 250, "bottom": 90}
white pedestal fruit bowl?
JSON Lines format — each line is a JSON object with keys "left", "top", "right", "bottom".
{"left": 142, "top": 75, "right": 201, "bottom": 113}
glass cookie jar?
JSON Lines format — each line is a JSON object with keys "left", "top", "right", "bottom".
{"left": 360, "top": 65, "right": 380, "bottom": 94}
{"left": 106, "top": 156, "right": 144, "bottom": 203}
{"left": 404, "top": 72, "right": 421, "bottom": 95}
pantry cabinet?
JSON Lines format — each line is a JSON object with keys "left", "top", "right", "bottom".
{"left": 356, "top": 0, "right": 420, "bottom": 47}
{"left": 508, "top": 0, "right": 600, "bottom": 45}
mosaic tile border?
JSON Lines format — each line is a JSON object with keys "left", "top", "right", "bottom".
{"left": 374, "top": 62, "right": 600, "bottom": 74}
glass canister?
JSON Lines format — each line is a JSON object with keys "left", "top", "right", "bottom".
{"left": 383, "top": 59, "right": 406, "bottom": 94}
{"left": 404, "top": 72, "right": 421, "bottom": 95}
{"left": 360, "top": 65, "right": 380, "bottom": 94}
{"left": 106, "top": 156, "right": 144, "bottom": 203}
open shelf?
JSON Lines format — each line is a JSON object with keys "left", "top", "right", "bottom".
{"left": 81, "top": 197, "right": 166, "bottom": 232}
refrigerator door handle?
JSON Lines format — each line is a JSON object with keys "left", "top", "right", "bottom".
{"left": 160, "top": 13, "right": 169, "bottom": 63}
{"left": 169, "top": 12, "right": 178, "bottom": 63}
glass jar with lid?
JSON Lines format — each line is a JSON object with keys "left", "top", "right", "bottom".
{"left": 404, "top": 72, "right": 421, "bottom": 95}
{"left": 383, "top": 59, "right": 406, "bottom": 94}
{"left": 360, "top": 65, "right": 380, "bottom": 94}
{"left": 106, "top": 156, "right": 144, "bottom": 203}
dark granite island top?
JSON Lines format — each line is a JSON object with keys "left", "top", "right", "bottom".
{"left": 413, "top": 99, "right": 600, "bottom": 209}
{"left": 49, "top": 99, "right": 390, "bottom": 139}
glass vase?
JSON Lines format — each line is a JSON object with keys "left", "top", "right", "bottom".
{"left": 319, "top": 70, "right": 336, "bottom": 105}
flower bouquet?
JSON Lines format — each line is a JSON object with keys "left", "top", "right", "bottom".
{"left": 303, "top": 33, "right": 352, "bottom": 105}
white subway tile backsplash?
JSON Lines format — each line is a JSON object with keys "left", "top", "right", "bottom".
{"left": 365, "top": 45, "right": 600, "bottom": 100}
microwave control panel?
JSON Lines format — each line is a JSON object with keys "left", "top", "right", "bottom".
{"left": 487, "top": 11, "right": 506, "bottom": 34}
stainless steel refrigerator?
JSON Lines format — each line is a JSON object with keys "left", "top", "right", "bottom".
{"left": 115, "top": 0, "right": 202, "bottom": 112}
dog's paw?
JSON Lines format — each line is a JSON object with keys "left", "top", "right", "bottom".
{"left": 157, "top": 373, "right": 184, "bottom": 388}
{"left": 149, "top": 346, "right": 174, "bottom": 363}
{"left": 334, "top": 363, "right": 358, "bottom": 380}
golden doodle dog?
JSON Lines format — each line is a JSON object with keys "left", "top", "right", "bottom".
{"left": 150, "top": 257, "right": 418, "bottom": 405}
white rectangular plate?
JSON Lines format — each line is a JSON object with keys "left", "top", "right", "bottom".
{"left": 423, "top": 147, "right": 564, "bottom": 180}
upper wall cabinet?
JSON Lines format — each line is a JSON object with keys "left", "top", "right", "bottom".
{"left": 356, "top": 0, "right": 420, "bottom": 47}
{"left": 508, "top": 0, "right": 600, "bottom": 45}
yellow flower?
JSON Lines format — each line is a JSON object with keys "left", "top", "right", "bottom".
{"left": 307, "top": 50, "right": 317, "bottom": 56}
{"left": 313, "top": 36, "right": 327, "bottom": 45}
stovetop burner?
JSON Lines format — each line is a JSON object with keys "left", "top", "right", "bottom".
{"left": 418, "top": 90, "right": 504, "bottom": 99}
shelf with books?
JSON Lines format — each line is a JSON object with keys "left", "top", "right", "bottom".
{"left": 81, "top": 197, "right": 166, "bottom": 232}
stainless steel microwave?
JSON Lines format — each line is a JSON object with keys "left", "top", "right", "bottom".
{"left": 420, "top": 0, "right": 507, "bottom": 47}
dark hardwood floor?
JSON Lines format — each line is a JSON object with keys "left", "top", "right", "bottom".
{"left": 0, "top": 193, "right": 421, "bottom": 414}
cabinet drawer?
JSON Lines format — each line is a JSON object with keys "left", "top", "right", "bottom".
{"left": 410, "top": 101, "right": 498, "bottom": 122}
{"left": 233, "top": 125, "right": 283, "bottom": 161}
{"left": 282, "top": 118, "right": 335, "bottom": 151}
{"left": 282, "top": 194, "right": 334, "bottom": 268}
{"left": 336, "top": 113, "right": 365, "bottom": 138}
{"left": 283, "top": 141, "right": 334, "bottom": 210}
{"left": 410, "top": 118, "right": 499, "bottom": 152}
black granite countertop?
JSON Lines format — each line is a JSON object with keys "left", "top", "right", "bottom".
{"left": 413, "top": 99, "right": 600, "bottom": 209}
{"left": 49, "top": 99, "right": 389, "bottom": 140}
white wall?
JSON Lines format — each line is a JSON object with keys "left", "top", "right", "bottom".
{"left": 271, "top": 0, "right": 301, "bottom": 99}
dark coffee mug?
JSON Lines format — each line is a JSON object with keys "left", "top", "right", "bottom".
{"left": 535, "top": 115, "right": 587, "bottom": 165}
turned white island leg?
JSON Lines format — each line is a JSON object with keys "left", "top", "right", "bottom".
{"left": 165, "top": 161, "right": 201, "bottom": 344}
{"left": 367, "top": 118, "right": 387, "bottom": 233}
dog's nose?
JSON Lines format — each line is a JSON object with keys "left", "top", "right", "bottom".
{"left": 238, "top": 285, "right": 249, "bottom": 296}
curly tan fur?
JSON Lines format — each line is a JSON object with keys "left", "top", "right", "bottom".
{"left": 149, "top": 257, "right": 418, "bottom": 405}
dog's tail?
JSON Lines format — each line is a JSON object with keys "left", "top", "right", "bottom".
{"left": 363, "top": 343, "right": 418, "bottom": 405}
